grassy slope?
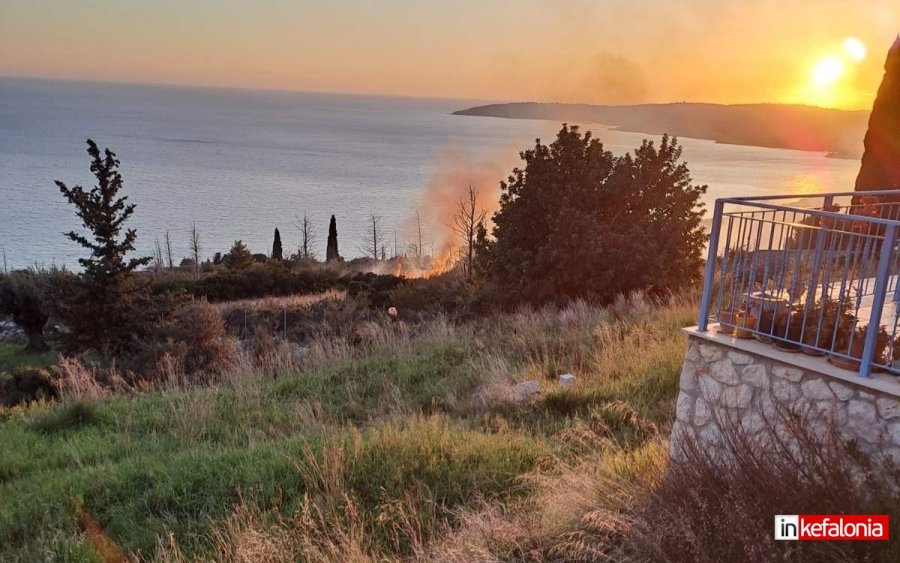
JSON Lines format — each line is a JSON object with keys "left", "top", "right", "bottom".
{"left": 0, "top": 299, "right": 694, "bottom": 560}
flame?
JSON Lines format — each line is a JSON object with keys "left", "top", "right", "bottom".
{"left": 425, "top": 247, "right": 456, "bottom": 278}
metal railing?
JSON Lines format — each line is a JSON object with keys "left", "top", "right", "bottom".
{"left": 698, "top": 190, "right": 900, "bottom": 378}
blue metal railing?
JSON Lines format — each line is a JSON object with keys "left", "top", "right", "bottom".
{"left": 698, "top": 190, "right": 900, "bottom": 378}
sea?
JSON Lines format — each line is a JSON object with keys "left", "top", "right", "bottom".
{"left": 0, "top": 77, "right": 861, "bottom": 270}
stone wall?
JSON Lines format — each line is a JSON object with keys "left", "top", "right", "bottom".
{"left": 670, "top": 334, "right": 900, "bottom": 465}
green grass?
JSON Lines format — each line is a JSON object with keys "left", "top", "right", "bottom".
{"left": 0, "top": 342, "right": 56, "bottom": 377}
{"left": 0, "top": 299, "right": 694, "bottom": 560}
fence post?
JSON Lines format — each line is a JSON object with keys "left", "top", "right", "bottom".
{"left": 860, "top": 224, "right": 896, "bottom": 378}
{"left": 698, "top": 200, "right": 724, "bottom": 331}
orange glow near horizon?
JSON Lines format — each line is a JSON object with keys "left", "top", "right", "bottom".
{"left": 1, "top": 2, "right": 897, "bottom": 110}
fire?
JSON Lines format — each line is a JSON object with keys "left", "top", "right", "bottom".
{"left": 426, "top": 247, "right": 456, "bottom": 278}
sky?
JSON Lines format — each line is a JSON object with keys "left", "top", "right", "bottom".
{"left": 1, "top": 0, "right": 898, "bottom": 109}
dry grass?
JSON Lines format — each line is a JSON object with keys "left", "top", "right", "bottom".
{"left": 212, "top": 290, "right": 345, "bottom": 315}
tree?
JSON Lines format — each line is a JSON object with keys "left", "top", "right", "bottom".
{"left": 0, "top": 271, "right": 49, "bottom": 352}
{"left": 153, "top": 237, "right": 164, "bottom": 272}
{"left": 855, "top": 36, "right": 900, "bottom": 196}
{"left": 189, "top": 222, "right": 201, "bottom": 279}
{"left": 360, "top": 214, "right": 384, "bottom": 260}
{"left": 326, "top": 215, "right": 341, "bottom": 262}
{"left": 452, "top": 185, "right": 487, "bottom": 280}
{"left": 55, "top": 139, "right": 154, "bottom": 355}
{"left": 271, "top": 227, "right": 283, "bottom": 261}
{"left": 477, "top": 125, "right": 706, "bottom": 305}
{"left": 296, "top": 213, "right": 317, "bottom": 260}
{"left": 224, "top": 240, "right": 254, "bottom": 270}
{"left": 164, "top": 230, "right": 174, "bottom": 269}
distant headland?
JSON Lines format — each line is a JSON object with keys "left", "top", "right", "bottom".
{"left": 453, "top": 102, "right": 868, "bottom": 159}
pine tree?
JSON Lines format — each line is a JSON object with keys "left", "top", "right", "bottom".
{"left": 224, "top": 240, "right": 254, "bottom": 270}
{"left": 55, "top": 139, "right": 154, "bottom": 355}
{"left": 271, "top": 227, "right": 283, "bottom": 260}
{"left": 326, "top": 215, "right": 341, "bottom": 262}
{"left": 478, "top": 125, "right": 706, "bottom": 305}
{"left": 856, "top": 36, "right": 900, "bottom": 194}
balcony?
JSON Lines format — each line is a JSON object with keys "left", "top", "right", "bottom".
{"left": 697, "top": 190, "right": 900, "bottom": 379}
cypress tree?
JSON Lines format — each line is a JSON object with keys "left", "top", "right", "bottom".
{"left": 855, "top": 36, "right": 900, "bottom": 194}
{"left": 326, "top": 215, "right": 341, "bottom": 262}
{"left": 271, "top": 227, "right": 283, "bottom": 260}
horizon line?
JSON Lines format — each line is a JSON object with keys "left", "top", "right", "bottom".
{"left": 0, "top": 73, "right": 872, "bottom": 112}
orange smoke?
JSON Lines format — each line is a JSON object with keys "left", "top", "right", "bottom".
{"left": 406, "top": 148, "right": 511, "bottom": 276}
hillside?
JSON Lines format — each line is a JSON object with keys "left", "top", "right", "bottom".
{"left": 454, "top": 102, "right": 868, "bottom": 158}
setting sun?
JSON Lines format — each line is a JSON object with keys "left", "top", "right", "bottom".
{"left": 812, "top": 56, "right": 845, "bottom": 85}
{"left": 843, "top": 36, "right": 867, "bottom": 61}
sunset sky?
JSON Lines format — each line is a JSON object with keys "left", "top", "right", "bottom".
{"left": 1, "top": 0, "right": 898, "bottom": 110}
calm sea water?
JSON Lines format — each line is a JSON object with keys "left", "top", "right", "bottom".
{"left": 0, "top": 77, "right": 861, "bottom": 270}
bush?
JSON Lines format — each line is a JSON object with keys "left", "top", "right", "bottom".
{"left": 152, "top": 263, "right": 345, "bottom": 302}
{"left": 136, "top": 300, "right": 235, "bottom": 381}
{"left": 386, "top": 270, "right": 475, "bottom": 318}
{"left": 0, "top": 271, "right": 50, "bottom": 352}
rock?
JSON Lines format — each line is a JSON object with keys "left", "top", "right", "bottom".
{"left": 772, "top": 379, "right": 800, "bottom": 402}
{"left": 676, "top": 393, "right": 694, "bottom": 422}
{"left": 709, "top": 359, "right": 739, "bottom": 385}
{"left": 693, "top": 397, "right": 712, "bottom": 426}
{"left": 685, "top": 344, "right": 702, "bottom": 363}
{"left": 680, "top": 363, "right": 698, "bottom": 392}
{"left": 847, "top": 399, "right": 877, "bottom": 424}
{"left": 721, "top": 385, "right": 753, "bottom": 409}
{"left": 877, "top": 397, "right": 900, "bottom": 420}
{"left": 772, "top": 366, "right": 803, "bottom": 382}
{"left": 698, "top": 376, "right": 723, "bottom": 402}
{"left": 558, "top": 373, "right": 576, "bottom": 388}
{"left": 742, "top": 364, "right": 769, "bottom": 389}
{"left": 699, "top": 344, "right": 723, "bottom": 362}
{"left": 800, "top": 379, "right": 834, "bottom": 400}
{"left": 728, "top": 351, "right": 753, "bottom": 365}
{"left": 513, "top": 380, "right": 541, "bottom": 401}
{"left": 741, "top": 412, "right": 765, "bottom": 435}
{"left": 888, "top": 420, "right": 900, "bottom": 447}
{"left": 828, "top": 382, "right": 855, "bottom": 401}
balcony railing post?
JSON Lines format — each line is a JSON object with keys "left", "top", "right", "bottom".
{"left": 859, "top": 224, "right": 896, "bottom": 378}
{"left": 698, "top": 200, "right": 724, "bottom": 331}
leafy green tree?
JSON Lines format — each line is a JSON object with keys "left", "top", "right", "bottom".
{"left": 271, "top": 227, "right": 283, "bottom": 261}
{"left": 56, "top": 140, "right": 154, "bottom": 355}
{"left": 0, "top": 271, "right": 50, "bottom": 352}
{"left": 477, "top": 125, "right": 706, "bottom": 305}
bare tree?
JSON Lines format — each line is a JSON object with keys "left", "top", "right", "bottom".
{"left": 190, "top": 222, "right": 201, "bottom": 279}
{"left": 154, "top": 237, "right": 164, "bottom": 272}
{"left": 1, "top": 247, "right": 7, "bottom": 274}
{"left": 295, "top": 213, "right": 317, "bottom": 260}
{"left": 359, "top": 214, "right": 384, "bottom": 260}
{"left": 452, "top": 185, "right": 487, "bottom": 280}
{"left": 164, "top": 230, "right": 174, "bottom": 269}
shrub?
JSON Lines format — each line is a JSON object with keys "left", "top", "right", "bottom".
{"left": 0, "top": 271, "right": 50, "bottom": 352}
{"left": 137, "top": 300, "right": 236, "bottom": 381}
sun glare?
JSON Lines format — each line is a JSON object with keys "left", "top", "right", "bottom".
{"left": 843, "top": 37, "right": 867, "bottom": 62}
{"left": 811, "top": 56, "right": 844, "bottom": 86}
